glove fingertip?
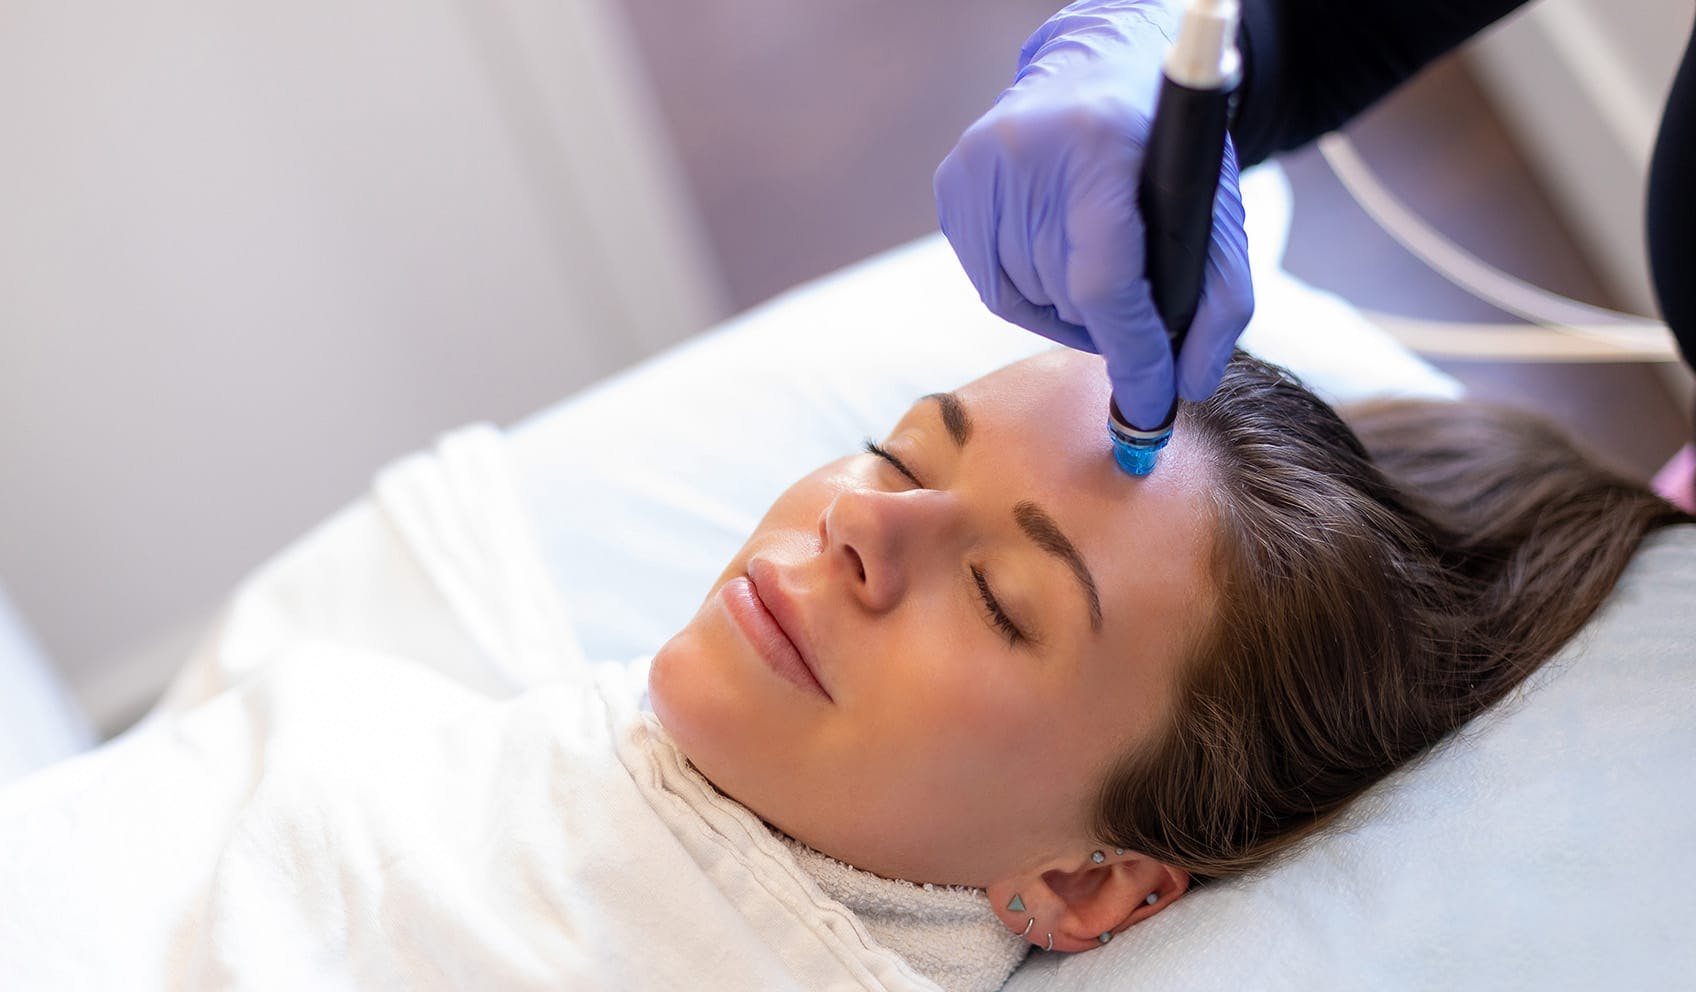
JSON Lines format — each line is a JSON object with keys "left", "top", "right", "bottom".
{"left": 1126, "top": 392, "right": 1178, "bottom": 431}
{"left": 1176, "top": 358, "right": 1228, "bottom": 404}
{"left": 1109, "top": 370, "right": 1178, "bottom": 431}
{"left": 1176, "top": 324, "right": 1238, "bottom": 402}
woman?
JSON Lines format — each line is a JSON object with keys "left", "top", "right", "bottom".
{"left": 0, "top": 349, "right": 1685, "bottom": 991}
{"left": 651, "top": 345, "right": 1689, "bottom": 966}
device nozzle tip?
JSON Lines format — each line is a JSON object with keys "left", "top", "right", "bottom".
{"left": 1113, "top": 441, "right": 1162, "bottom": 477}
{"left": 1107, "top": 395, "right": 1174, "bottom": 478}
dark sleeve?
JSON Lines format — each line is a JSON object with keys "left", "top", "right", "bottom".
{"left": 1230, "top": 0, "right": 1532, "bottom": 166}
{"left": 1648, "top": 22, "right": 1696, "bottom": 377}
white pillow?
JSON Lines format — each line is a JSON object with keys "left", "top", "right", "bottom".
{"left": 508, "top": 164, "right": 1460, "bottom": 664}
{"left": 1002, "top": 525, "right": 1696, "bottom": 991}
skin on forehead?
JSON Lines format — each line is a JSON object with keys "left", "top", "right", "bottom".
{"left": 648, "top": 349, "right": 1220, "bottom": 888}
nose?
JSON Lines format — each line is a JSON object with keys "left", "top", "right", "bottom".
{"left": 819, "top": 487, "right": 956, "bottom": 612}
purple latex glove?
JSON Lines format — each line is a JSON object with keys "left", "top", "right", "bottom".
{"left": 934, "top": 0, "right": 1253, "bottom": 428}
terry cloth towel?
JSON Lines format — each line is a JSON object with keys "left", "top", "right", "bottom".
{"left": 0, "top": 424, "right": 945, "bottom": 991}
{"left": 775, "top": 831, "right": 1031, "bottom": 992}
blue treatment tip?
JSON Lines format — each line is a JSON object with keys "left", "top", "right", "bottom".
{"left": 1108, "top": 394, "right": 1175, "bottom": 479}
{"left": 1111, "top": 431, "right": 1170, "bottom": 477}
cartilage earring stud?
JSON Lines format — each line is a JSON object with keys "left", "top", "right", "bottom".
{"left": 1145, "top": 892, "right": 1159, "bottom": 906}
{"left": 1099, "top": 931, "right": 1112, "bottom": 944}
{"left": 1115, "top": 848, "right": 1125, "bottom": 855}
{"left": 1091, "top": 850, "right": 1105, "bottom": 864}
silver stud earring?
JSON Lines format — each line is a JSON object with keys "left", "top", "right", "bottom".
{"left": 1145, "top": 892, "right": 1159, "bottom": 906}
{"left": 1091, "top": 850, "right": 1105, "bottom": 864}
{"left": 1099, "top": 931, "right": 1113, "bottom": 944}
{"left": 1115, "top": 848, "right": 1126, "bottom": 855}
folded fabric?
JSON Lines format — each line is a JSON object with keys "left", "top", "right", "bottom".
{"left": 0, "top": 427, "right": 936, "bottom": 991}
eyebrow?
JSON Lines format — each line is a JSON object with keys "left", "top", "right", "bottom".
{"left": 922, "top": 392, "right": 972, "bottom": 447}
{"left": 920, "top": 392, "right": 1103, "bottom": 633}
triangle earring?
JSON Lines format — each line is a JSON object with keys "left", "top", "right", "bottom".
{"left": 1007, "top": 894, "right": 1026, "bottom": 913}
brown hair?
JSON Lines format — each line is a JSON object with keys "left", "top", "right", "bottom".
{"left": 1095, "top": 352, "right": 1692, "bottom": 880}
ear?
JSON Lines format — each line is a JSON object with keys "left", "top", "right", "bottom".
{"left": 986, "top": 850, "right": 1189, "bottom": 953}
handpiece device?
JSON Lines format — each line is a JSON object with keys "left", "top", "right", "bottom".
{"left": 1108, "top": 0, "right": 1242, "bottom": 477}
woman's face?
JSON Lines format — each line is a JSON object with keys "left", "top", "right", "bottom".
{"left": 649, "top": 350, "right": 1219, "bottom": 887}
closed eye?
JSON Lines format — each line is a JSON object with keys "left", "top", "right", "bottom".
{"left": 863, "top": 438, "right": 923, "bottom": 487}
{"left": 972, "top": 565, "right": 1028, "bottom": 647}
{"left": 863, "top": 439, "right": 1031, "bottom": 648}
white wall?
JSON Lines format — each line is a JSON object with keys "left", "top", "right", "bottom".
{"left": 0, "top": 580, "right": 94, "bottom": 784}
{"left": 0, "top": 0, "right": 729, "bottom": 731}
{"left": 1469, "top": 0, "right": 1693, "bottom": 318}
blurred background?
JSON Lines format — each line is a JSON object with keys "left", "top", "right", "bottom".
{"left": 1, "top": 0, "right": 1691, "bottom": 748}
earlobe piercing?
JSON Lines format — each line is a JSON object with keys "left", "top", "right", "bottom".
{"left": 1146, "top": 892, "right": 1159, "bottom": 906}
{"left": 1099, "top": 931, "right": 1112, "bottom": 944}
{"left": 1045, "top": 932, "right": 1054, "bottom": 952}
{"left": 1008, "top": 893, "right": 1037, "bottom": 942}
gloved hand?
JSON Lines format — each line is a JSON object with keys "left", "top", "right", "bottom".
{"left": 935, "top": 0, "right": 1254, "bottom": 428}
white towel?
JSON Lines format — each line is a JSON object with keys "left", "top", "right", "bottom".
{"left": 0, "top": 425, "right": 942, "bottom": 990}
{"left": 774, "top": 831, "right": 1030, "bottom": 992}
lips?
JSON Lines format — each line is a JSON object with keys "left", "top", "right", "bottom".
{"left": 726, "top": 560, "right": 831, "bottom": 702}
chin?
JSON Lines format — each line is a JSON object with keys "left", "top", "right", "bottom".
{"left": 649, "top": 629, "right": 800, "bottom": 828}
{"left": 649, "top": 628, "right": 748, "bottom": 775}
{"left": 647, "top": 630, "right": 707, "bottom": 750}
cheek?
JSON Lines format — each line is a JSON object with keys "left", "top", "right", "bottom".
{"left": 837, "top": 644, "right": 1083, "bottom": 874}
{"left": 917, "top": 672, "right": 1105, "bottom": 849}
{"left": 854, "top": 585, "right": 1031, "bottom": 725}
{"left": 944, "top": 671, "right": 1059, "bottom": 779}
{"left": 862, "top": 620, "right": 1054, "bottom": 780}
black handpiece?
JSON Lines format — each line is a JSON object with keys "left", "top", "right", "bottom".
{"left": 1108, "top": 0, "right": 1241, "bottom": 477}
{"left": 1139, "top": 80, "right": 1235, "bottom": 361}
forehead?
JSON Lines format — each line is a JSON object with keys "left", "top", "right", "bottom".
{"left": 954, "top": 349, "right": 1114, "bottom": 438}
{"left": 938, "top": 350, "right": 1216, "bottom": 516}
{"left": 913, "top": 350, "right": 1221, "bottom": 652}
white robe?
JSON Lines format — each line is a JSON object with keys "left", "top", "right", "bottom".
{"left": 0, "top": 426, "right": 943, "bottom": 991}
